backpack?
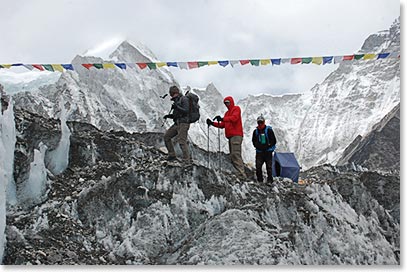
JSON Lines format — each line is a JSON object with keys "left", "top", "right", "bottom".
{"left": 185, "top": 91, "right": 200, "bottom": 123}
{"left": 255, "top": 125, "right": 276, "bottom": 152}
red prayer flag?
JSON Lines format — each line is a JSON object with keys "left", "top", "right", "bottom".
{"left": 82, "top": 64, "right": 93, "bottom": 70}
{"left": 343, "top": 55, "right": 354, "bottom": 61}
{"left": 187, "top": 62, "right": 198, "bottom": 69}
{"left": 137, "top": 63, "right": 147, "bottom": 69}
{"left": 32, "top": 64, "right": 44, "bottom": 71}
{"left": 239, "top": 60, "right": 250, "bottom": 65}
{"left": 290, "top": 58, "right": 302, "bottom": 64}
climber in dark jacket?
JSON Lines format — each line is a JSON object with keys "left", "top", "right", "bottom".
{"left": 163, "top": 86, "right": 191, "bottom": 164}
{"left": 252, "top": 115, "right": 277, "bottom": 183}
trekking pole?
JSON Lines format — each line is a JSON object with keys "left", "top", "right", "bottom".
{"left": 207, "top": 124, "right": 210, "bottom": 168}
{"left": 218, "top": 126, "right": 221, "bottom": 171}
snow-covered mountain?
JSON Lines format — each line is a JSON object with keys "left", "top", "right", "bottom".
{"left": 240, "top": 18, "right": 400, "bottom": 168}
{"left": 337, "top": 103, "right": 400, "bottom": 173}
{"left": 12, "top": 41, "right": 179, "bottom": 132}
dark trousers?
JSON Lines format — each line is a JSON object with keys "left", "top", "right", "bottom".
{"left": 255, "top": 151, "right": 273, "bottom": 182}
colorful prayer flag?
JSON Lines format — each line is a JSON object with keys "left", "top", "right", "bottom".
{"left": 323, "top": 56, "right": 333, "bottom": 64}
{"left": 147, "top": 63, "right": 157, "bottom": 69}
{"left": 377, "top": 53, "right": 390, "bottom": 59}
{"left": 62, "top": 64, "right": 74, "bottom": 70}
{"left": 82, "top": 64, "right": 93, "bottom": 70}
{"left": 42, "top": 65, "right": 54, "bottom": 72}
{"left": 137, "top": 63, "right": 147, "bottom": 69}
{"left": 167, "top": 62, "right": 178, "bottom": 67}
{"left": 103, "top": 63, "right": 116, "bottom": 69}
{"left": 334, "top": 56, "right": 343, "bottom": 64}
{"left": 178, "top": 62, "right": 188, "bottom": 69}
{"left": 187, "top": 62, "right": 198, "bottom": 69}
{"left": 198, "top": 61, "right": 208, "bottom": 67}
{"left": 354, "top": 54, "right": 364, "bottom": 60}
{"left": 301, "top": 57, "right": 312, "bottom": 64}
{"left": 240, "top": 60, "right": 250, "bottom": 65}
{"left": 51, "top": 64, "right": 64, "bottom": 72}
{"left": 363, "top": 54, "right": 376, "bottom": 60}
{"left": 260, "top": 59, "right": 271, "bottom": 65}
{"left": 290, "top": 58, "right": 302, "bottom": 64}
{"left": 271, "top": 59, "right": 281, "bottom": 65}
{"left": 33, "top": 64, "right": 45, "bottom": 71}
{"left": 157, "top": 62, "right": 167, "bottom": 68}
{"left": 250, "top": 60, "right": 260, "bottom": 66}
{"left": 218, "top": 60, "right": 229, "bottom": 67}
{"left": 208, "top": 61, "right": 218, "bottom": 66}
{"left": 343, "top": 55, "right": 354, "bottom": 61}
{"left": 93, "top": 64, "right": 103, "bottom": 69}
{"left": 312, "top": 57, "right": 323, "bottom": 65}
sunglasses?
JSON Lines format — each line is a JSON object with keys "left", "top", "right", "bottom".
{"left": 257, "top": 120, "right": 265, "bottom": 124}
{"left": 224, "top": 100, "right": 231, "bottom": 105}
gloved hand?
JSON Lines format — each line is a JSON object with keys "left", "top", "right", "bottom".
{"left": 164, "top": 114, "right": 174, "bottom": 119}
{"left": 206, "top": 118, "right": 214, "bottom": 126}
{"left": 213, "top": 115, "right": 223, "bottom": 122}
{"left": 171, "top": 103, "right": 176, "bottom": 110}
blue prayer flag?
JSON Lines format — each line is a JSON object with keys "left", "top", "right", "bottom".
{"left": 218, "top": 61, "right": 229, "bottom": 67}
{"left": 115, "top": 63, "right": 127, "bottom": 69}
{"left": 167, "top": 62, "right": 178, "bottom": 67}
{"left": 323, "top": 56, "right": 333, "bottom": 64}
{"left": 377, "top": 53, "right": 390, "bottom": 59}
{"left": 271, "top": 59, "right": 281, "bottom": 65}
{"left": 61, "top": 64, "right": 74, "bottom": 70}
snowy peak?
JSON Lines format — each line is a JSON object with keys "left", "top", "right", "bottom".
{"left": 109, "top": 40, "right": 158, "bottom": 63}
{"left": 360, "top": 17, "right": 400, "bottom": 53}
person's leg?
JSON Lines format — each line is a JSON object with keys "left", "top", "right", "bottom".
{"left": 255, "top": 152, "right": 265, "bottom": 182}
{"left": 164, "top": 124, "right": 178, "bottom": 158}
{"left": 230, "top": 136, "right": 246, "bottom": 178}
{"left": 177, "top": 123, "right": 191, "bottom": 163}
{"left": 265, "top": 151, "right": 273, "bottom": 182}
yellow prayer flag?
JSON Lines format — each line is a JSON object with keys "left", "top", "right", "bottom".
{"left": 156, "top": 62, "right": 167, "bottom": 68}
{"left": 51, "top": 64, "right": 64, "bottom": 72}
{"left": 312, "top": 57, "right": 323, "bottom": 65}
{"left": 1, "top": 64, "right": 12, "bottom": 69}
{"left": 102, "top": 63, "right": 116, "bottom": 69}
{"left": 260, "top": 59, "right": 271, "bottom": 65}
{"left": 208, "top": 61, "right": 218, "bottom": 66}
{"left": 363, "top": 54, "right": 376, "bottom": 60}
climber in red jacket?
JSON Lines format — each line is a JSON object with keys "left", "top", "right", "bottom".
{"left": 206, "top": 96, "right": 247, "bottom": 180}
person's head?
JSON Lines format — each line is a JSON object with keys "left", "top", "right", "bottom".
{"left": 169, "top": 86, "right": 180, "bottom": 98}
{"left": 223, "top": 96, "right": 235, "bottom": 109}
{"left": 257, "top": 115, "right": 265, "bottom": 126}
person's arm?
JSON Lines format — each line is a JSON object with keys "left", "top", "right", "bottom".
{"left": 213, "top": 121, "right": 225, "bottom": 128}
{"left": 268, "top": 127, "right": 277, "bottom": 147}
{"left": 252, "top": 130, "right": 257, "bottom": 148}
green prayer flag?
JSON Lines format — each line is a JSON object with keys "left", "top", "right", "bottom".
{"left": 250, "top": 60, "right": 260, "bottom": 66}
{"left": 354, "top": 54, "right": 364, "bottom": 60}
{"left": 43, "top": 64, "right": 54, "bottom": 72}
{"left": 198, "top": 61, "right": 208, "bottom": 67}
{"left": 147, "top": 63, "right": 157, "bottom": 69}
{"left": 301, "top": 57, "right": 312, "bottom": 64}
{"left": 93, "top": 64, "right": 103, "bottom": 69}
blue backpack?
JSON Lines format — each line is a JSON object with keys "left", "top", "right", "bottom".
{"left": 255, "top": 125, "right": 276, "bottom": 152}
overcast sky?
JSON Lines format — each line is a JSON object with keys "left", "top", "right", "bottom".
{"left": 0, "top": 0, "right": 400, "bottom": 99}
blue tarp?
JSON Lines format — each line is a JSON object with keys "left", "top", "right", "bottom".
{"left": 272, "top": 152, "right": 300, "bottom": 183}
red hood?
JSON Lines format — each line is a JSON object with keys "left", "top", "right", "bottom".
{"left": 223, "top": 96, "right": 235, "bottom": 109}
